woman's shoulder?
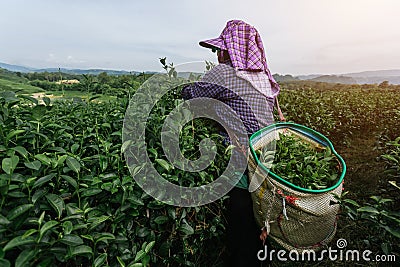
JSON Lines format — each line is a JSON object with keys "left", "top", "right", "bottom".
{"left": 213, "top": 63, "right": 235, "bottom": 72}
{"left": 204, "top": 63, "right": 235, "bottom": 78}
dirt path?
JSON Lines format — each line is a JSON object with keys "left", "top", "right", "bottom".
{"left": 31, "top": 92, "right": 55, "bottom": 99}
{"left": 337, "top": 134, "right": 386, "bottom": 199}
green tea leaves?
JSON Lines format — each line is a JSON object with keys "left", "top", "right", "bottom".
{"left": 66, "top": 157, "right": 81, "bottom": 174}
{"left": 3, "top": 236, "right": 35, "bottom": 251}
{"left": 6, "top": 204, "right": 34, "bottom": 221}
{"left": 155, "top": 158, "right": 173, "bottom": 171}
{"left": 45, "top": 194, "right": 65, "bottom": 219}
{"left": 2, "top": 155, "right": 19, "bottom": 175}
{"left": 24, "top": 160, "right": 41, "bottom": 170}
{"left": 32, "top": 173, "right": 56, "bottom": 189}
{"left": 34, "top": 154, "right": 52, "bottom": 166}
{"left": 59, "top": 234, "right": 84, "bottom": 246}
{"left": 258, "top": 133, "right": 339, "bottom": 190}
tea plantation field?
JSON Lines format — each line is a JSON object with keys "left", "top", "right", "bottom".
{"left": 0, "top": 77, "right": 399, "bottom": 266}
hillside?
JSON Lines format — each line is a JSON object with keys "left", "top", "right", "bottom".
{"left": 344, "top": 69, "right": 400, "bottom": 77}
{"left": 36, "top": 68, "right": 135, "bottom": 75}
{"left": 310, "top": 75, "right": 357, "bottom": 84}
{"left": 0, "top": 68, "right": 30, "bottom": 83}
{"left": 350, "top": 76, "right": 400, "bottom": 84}
{"left": 297, "top": 69, "right": 400, "bottom": 84}
{"left": 273, "top": 74, "right": 299, "bottom": 82}
{"left": 0, "top": 68, "right": 44, "bottom": 93}
{"left": 0, "top": 78, "right": 44, "bottom": 94}
{"left": 0, "top": 62, "right": 35, "bottom": 73}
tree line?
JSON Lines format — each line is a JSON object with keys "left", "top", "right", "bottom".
{"left": 21, "top": 71, "right": 152, "bottom": 97}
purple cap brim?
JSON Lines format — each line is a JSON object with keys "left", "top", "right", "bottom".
{"left": 199, "top": 37, "right": 227, "bottom": 50}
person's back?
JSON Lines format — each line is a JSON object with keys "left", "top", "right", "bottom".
{"left": 182, "top": 19, "right": 285, "bottom": 266}
{"left": 202, "top": 63, "right": 275, "bottom": 134}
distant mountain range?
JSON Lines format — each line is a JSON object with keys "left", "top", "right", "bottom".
{"left": 0, "top": 62, "right": 35, "bottom": 73}
{"left": 295, "top": 69, "right": 400, "bottom": 84}
{"left": 0, "top": 62, "right": 140, "bottom": 75}
{"left": 1, "top": 61, "right": 400, "bottom": 84}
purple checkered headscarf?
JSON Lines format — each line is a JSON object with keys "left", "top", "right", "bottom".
{"left": 199, "top": 20, "right": 280, "bottom": 97}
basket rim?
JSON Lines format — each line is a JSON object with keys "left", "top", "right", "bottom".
{"left": 249, "top": 122, "right": 347, "bottom": 193}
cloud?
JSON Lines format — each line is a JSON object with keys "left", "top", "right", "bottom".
{"left": 45, "top": 53, "right": 86, "bottom": 67}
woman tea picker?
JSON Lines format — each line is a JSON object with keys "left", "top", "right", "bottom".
{"left": 182, "top": 20, "right": 285, "bottom": 266}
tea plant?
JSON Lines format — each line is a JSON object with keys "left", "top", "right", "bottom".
{"left": 278, "top": 85, "right": 400, "bottom": 146}
{"left": 0, "top": 82, "right": 231, "bottom": 266}
{"left": 381, "top": 136, "right": 400, "bottom": 180}
{"left": 335, "top": 189, "right": 400, "bottom": 257}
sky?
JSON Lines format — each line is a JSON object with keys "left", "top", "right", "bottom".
{"left": 1, "top": 0, "right": 400, "bottom": 75}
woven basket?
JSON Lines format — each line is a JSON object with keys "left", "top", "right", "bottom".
{"left": 248, "top": 122, "right": 346, "bottom": 252}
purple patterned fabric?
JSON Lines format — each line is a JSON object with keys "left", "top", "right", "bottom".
{"left": 182, "top": 63, "right": 275, "bottom": 138}
{"left": 199, "top": 20, "right": 280, "bottom": 97}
